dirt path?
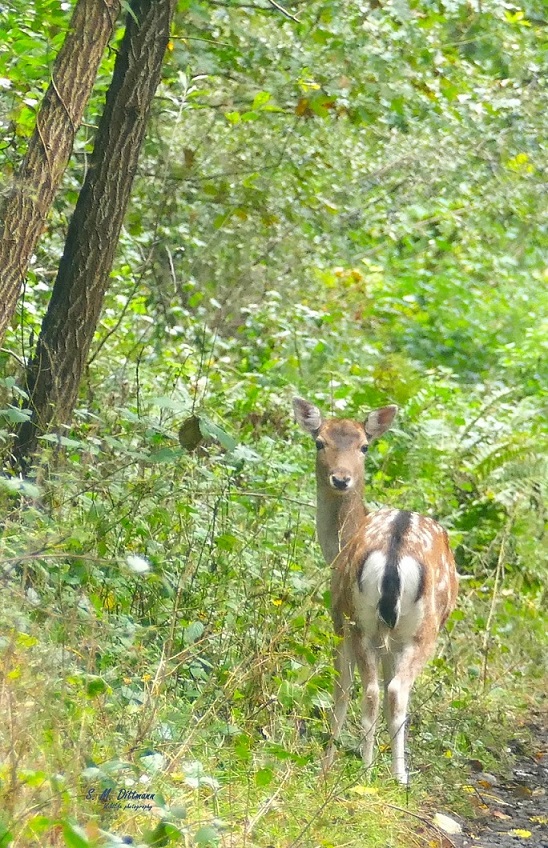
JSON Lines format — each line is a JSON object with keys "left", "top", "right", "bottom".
{"left": 453, "top": 712, "right": 548, "bottom": 848}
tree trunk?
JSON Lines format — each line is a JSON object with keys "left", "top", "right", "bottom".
{"left": 0, "top": 0, "right": 121, "bottom": 343}
{"left": 13, "top": 0, "right": 177, "bottom": 464}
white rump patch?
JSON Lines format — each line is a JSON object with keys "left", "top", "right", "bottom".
{"left": 398, "top": 555, "right": 424, "bottom": 615}
{"left": 393, "top": 555, "right": 425, "bottom": 639}
{"left": 358, "top": 550, "right": 386, "bottom": 602}
{"left": 357, "top": 550, "right": 423, "bottom": 610}
{"left": 356, "top": 551, "right": 424, "bottom": 631}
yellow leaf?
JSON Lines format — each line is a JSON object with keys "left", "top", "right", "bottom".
{"left": 530, "top": 816, "right": 548, "bottom": 824}
{"left": 506, "top": 152, "right": 535, "bottom": 173}
{"left": 16, "top": 633, "right": 38, "bottom": 648}
{"left": 299, "top": 79, "right": 321, "bottom": 92}
{"left": 272, "top": 598, "right": 283, "bottom": 606}
{"left": 104, "top": 592, "right": 117, "bottom": 610}
{"left": 443, "top": 749, "right": 453, "bottom": 758}
{"left": 508, "top": 830, "right": 532, "bottom": 839}
{"left": 350, "top": 785, "right": 379, "bottom": 796}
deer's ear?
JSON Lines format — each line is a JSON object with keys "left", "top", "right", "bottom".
{"left": 364, "top": 405, "right": 398, "bottom": 441}
{"left": 293, "top": 397, "right": 323, "bottom": 435}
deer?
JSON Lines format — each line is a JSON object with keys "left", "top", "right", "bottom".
{"left": 293, "top": 396, "right": 458, "bottom": 784}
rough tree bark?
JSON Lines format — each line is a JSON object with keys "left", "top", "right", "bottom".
{"left": 0, "top": 0, "right": 121, "bottom": 343}
{"left": 13, "top": 0, "right": 177, "bottom": 463}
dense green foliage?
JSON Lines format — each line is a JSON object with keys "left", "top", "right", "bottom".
{"left": 0, "top": 0, "right": 547, "bottom": 845}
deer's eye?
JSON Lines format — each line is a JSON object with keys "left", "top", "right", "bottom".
{"left": 360, "top": 444, "right": 369, "bottom": 454}
{"left": 315, "top": 439, "right": 325, "bottom": 451}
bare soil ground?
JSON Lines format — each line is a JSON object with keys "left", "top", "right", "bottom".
{"left": 453, "top": 711, "right": 548, "bottom": 848}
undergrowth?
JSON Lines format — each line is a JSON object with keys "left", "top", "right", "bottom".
{"left": 1, "top": 1, "right": 547, "bottom": 843}
{"left": 1, "top": 301, "right": 546, "bottom": 845}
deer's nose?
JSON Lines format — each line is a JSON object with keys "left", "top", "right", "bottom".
{"left": 330, "top": 473, "right": 352, "bottom": 491}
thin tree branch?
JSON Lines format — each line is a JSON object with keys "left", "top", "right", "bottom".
{"left": 481, "top": 503, "right": 519, "bottom": 689}
{"left": 266, "top": 0, "right": 300, "bottom": 21}
{"left": 207, "top": 0, "right": 301, "bottom": 21}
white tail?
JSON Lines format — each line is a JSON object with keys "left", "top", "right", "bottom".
{"left": 293, "top": 396, "right": 458, "bottom": 783}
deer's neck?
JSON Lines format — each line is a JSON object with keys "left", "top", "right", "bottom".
{"left": 316, "top": 485, "right": 368, "bottom": 565}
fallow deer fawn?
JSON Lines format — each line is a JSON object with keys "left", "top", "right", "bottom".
{"left": 293, "top": 397, "right": 458, "bottom": 783}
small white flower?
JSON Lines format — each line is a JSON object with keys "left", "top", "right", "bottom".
{"left": 126, "top": 555, "right": 151, "bottom": 574}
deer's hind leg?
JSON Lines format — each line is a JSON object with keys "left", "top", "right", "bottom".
{"left": 351, "top": 628, "right": 380, "bottom": 775}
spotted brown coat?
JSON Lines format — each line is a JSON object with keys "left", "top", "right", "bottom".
{"left": 293, "top": 397, "right": 458, "bottom": 783}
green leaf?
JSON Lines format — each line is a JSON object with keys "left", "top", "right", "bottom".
{"left": 19, "top": 769, "right": 47, "bottom": 787}
{"left": 149, "top": 395, "right": 190, "bottom": 412}
{"left": 215, "top": 533, "right": 239, "bottom": 551}
{"left": 0, "top": 405, "right": 31, "bottom": 422}
{"left": 240, "top": 110, "right": 260, "bottom": 122}
{"left": 255, "top": 767, "right": 274, "bottom": 787}
{"left": 144, "top": 820, "right": 170, "bottom": 847}
{"left": 40, "top": 434, "right": 86, "bottom": 448}
{"left": 170, "top": 804, "right": 187, "bottom": 820}
{"left": 80, "top": 767, "right": 103, "bottom": 779}
{"left": 120, "top": 0, "right": 140, "bottom": 25}
{"left": 86, "top": 677, "right": 108, "bottom": 698}
{"left": 0, "top": 478, "right": 41, "bottom": 499}
{"left": 199, "top": 416, "right": 238, "bottom": 452}
{"left": 184, "top": 621, "right": 205, "bottom": 645}
{"left": 61, "top": 821, "right": 90, "bottom": 848}
{"left": 147, "top": 448, "right": 184, "bottom": 463}
{"left": 0, "top": 820, "right": 13, "bottom": 848}
{"left": 194, "top": 825, "right": 219, "bottom": 846}
{"left": 21, "top": 815, "right": 51, "bottom": 840}
{"left": 252, "top": 90, "right": 271, "bottom": 109}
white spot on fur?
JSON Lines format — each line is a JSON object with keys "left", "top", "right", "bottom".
{"left": 369, "top": 508, "right": 398, "bottom": 530}
{"left": 407, "top": 514, "right": 440, "bottom": 552}
{"left": 362, "top": 508, "right": 399, "bottom": 549}
{"left": 418, "top": 530, "right": 434, "bottom": 550}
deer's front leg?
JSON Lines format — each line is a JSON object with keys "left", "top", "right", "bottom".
{"left": 323, "top": 631, "right": 354, "bottom": 770}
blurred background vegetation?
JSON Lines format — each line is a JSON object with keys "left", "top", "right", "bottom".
{"left": 0, "top": 0, "right": 546, "bottom": 845}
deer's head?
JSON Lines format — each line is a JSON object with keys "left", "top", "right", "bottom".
{"left": 293, "top": 397, "right": 398, "bottom": 496}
